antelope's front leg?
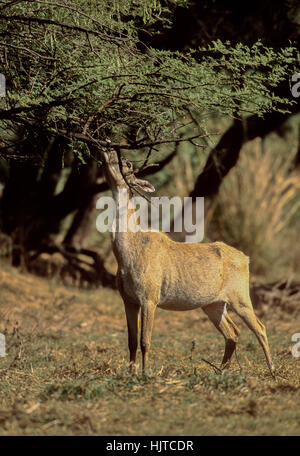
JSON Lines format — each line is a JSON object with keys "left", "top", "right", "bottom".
{"left": 140, "top": 301, "right": 156, "bottom": 373}
{"left": 124, "top": 301, "right": 140, "bottom": 373}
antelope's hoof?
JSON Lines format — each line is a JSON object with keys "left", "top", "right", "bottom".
{"left": 270, "top": 367, "right": 277, "bottom": 381}
{"left": 129, "top": 362, "right": 138, "bottom": 375}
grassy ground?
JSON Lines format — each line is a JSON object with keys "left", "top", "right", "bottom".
{"left": 0, "top": 262, "right": 299, "bottom": 436}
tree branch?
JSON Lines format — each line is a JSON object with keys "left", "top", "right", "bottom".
{"left": 58, "top": 129, "right": 215, "bottom": 150}
{"left": 0, "top": 14, "right": 135, "bottom": 44}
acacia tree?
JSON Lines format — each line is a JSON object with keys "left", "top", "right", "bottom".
{"left": 0, "top": 0, "right": 297, "bottom": 284}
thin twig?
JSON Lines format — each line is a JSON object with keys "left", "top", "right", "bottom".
{"left": 201, "top": 358, "right": 223, "bottom": 374}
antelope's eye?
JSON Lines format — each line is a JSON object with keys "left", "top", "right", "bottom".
{"left": 126, "top": 160, "right": 132, "bottom": 169}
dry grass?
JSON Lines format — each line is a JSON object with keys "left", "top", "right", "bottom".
{"left": 211, "top": 135, "right": 300, "bottom": 278}
{"left": 0, "top": 262, "right": 299, "bottom": 436}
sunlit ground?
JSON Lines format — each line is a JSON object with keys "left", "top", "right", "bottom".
{"left": 0, "top": 263, "right": 299, "bottom": 436}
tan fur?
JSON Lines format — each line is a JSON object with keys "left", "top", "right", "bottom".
{"left": 101, "top": 149, "right": 275, "bottom": 377}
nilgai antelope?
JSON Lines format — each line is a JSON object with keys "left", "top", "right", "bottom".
{"left": 101, "top": 148, "right": 275, "bottom": 378}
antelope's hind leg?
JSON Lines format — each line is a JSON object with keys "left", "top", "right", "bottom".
{"left": 202, "top": 302, "right": 240, "bottom": 370}
{"left": 229, "top": 296, "right": 275, "bottom": 378}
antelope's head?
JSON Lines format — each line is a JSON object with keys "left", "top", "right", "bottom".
{"left": 102, "top": 149, "right": 155, "bottom": 194}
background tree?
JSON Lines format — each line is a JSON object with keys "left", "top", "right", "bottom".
{"left": 0, "top": 0, "right": 298, "bottom": 284}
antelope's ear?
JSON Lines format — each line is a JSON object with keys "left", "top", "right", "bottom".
{"left": 134, "top": 178, "right": 155, "bottom": 193}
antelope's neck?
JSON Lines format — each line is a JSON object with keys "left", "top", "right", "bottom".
{"left": 111, "top": 188, "right": 140, "bottom": 267}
